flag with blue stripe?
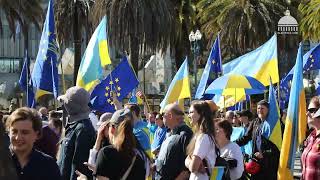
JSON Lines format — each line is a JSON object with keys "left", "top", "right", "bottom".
{"left": 195, "top": 34, "right": 222, "bottom": 99}
{"left": 267, "top": 80, "right": 282, "bottom": 150}
{"left": 19, "top": 49, "right": 35, "bottom": 108}
{"left": 278, "top": 44, "right": 307, "bottom": 180}
{"left": 31, "top": 0, "right": 59, "bottom": 99}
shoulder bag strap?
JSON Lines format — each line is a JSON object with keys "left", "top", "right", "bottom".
{"left": 120, "top": 155, "right": 137, "bottom": 180}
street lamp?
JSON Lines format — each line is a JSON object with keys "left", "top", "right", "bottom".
{"left": 189, "top": 30, "right": 202, "bottom": 88}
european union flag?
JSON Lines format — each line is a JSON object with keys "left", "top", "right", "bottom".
{"left": 19, "top": 49, "right": 35, "bottom": 108}
{"left": 195, "top": 34, "right": 222, "bottom": 99}
{"left": 276, "top": 78, "right": 290, "bottom": 110}
{"left": 31, "top": 0, "right": 59, "bottom": 99}
{"left": 90, "top": 57, "right": 139, "bottom": 112}
{"left": 303, "top": 43, "right": 320, "bottom": 72}
{"left": 277, "top": 43, "right": 320, "bottom": 109}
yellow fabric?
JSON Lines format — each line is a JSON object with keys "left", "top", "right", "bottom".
{"left": 269, "top": 119, "right": 282, "bottom": 150}
{"left": 98, "top": 40, "right": 111, "bottom": 66}
{"left": 278, "top": 91, "right": 307, "bottom": 180}
{"left": 225, "top": 75, "right": 252, "bottom": 88}
{"left": 216, "top": 59, "right": 278, "bottom": 108}
{"left": 167, "top": 77, "right": 191, "bottom": 104}
{"left": 278, "top": 120, "right": 294, "bottom": 180}
{"left": 35, "top": 89, "right": 52, "bottom": 100}
{"left": 254, "top": 58, "right": 279, "bottom": 85}
{"left": 76, "top": 77, "right": 100, "bottom": 92}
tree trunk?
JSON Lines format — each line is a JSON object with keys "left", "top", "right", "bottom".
{"left": 73, "top": 2, "right": 82, "bottom": 85}
{"left": 130, "top": 36, "right": 139, "bottom": 74}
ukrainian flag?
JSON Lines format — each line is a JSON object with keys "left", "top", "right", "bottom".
{"left": 278, "top": 44, "right": 307, "bottom": 180}
{"left": 210, "top": 167, "right": 224, "bottom": 180}
{"left": 267, "top": 80, "right": 282, "bottom": 150}
{"left": 223, "top": 34, "right": 279, "bottom": 86}
{"left": 160, "top": 58, "right": 190, "bottom": 111}
{"left": 76, "top": 16, "right": 111, "bottom": 91}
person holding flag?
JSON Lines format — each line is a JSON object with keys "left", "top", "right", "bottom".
{"left": 235, "top": 100, "right": 280, "bottom": 180}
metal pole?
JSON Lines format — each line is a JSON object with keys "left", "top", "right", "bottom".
{"left": 143, "top": 57, "right": 146, "bottom": 94}
{"left": 194, "top": 41, "right": 197, "bottom": 87}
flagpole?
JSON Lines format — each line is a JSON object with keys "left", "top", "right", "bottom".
{"left": 25, "top": 50, "right": 29, "bottom": 107}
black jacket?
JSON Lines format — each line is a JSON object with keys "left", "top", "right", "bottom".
{"left": 57, "top": 119, "right": 96, "bottom": 180}
{"left": 236, "top": 118, "right": 280, "bottom": 180}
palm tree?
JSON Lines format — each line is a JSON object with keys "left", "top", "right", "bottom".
{"left": 169, "top": 0, "right": 197, "bottom": 68}
{"left": 55, "top": 0, "right": 94, "bottom": 84}
{"left": 196, "top": 0, "right": 299, "bottom": 60}
{"left": 0, "top": 0, "right": 43, "bottom": 51}
{"left": 91, "top": 0, "right": 175, "bottom": 73}
{"left": 299, "top": 0, "right": 320, "bottom": 41}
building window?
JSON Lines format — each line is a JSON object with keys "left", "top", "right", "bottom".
{"left": 0, "top": 58, "right": 21, "bottom": 73}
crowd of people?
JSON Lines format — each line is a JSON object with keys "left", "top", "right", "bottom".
{"left": 0, "top": 86, "right": 320, "bottom": 180}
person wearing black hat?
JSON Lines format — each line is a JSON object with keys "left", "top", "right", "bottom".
{"left": 235, "top": 100, "right": 280, "bottom": 180}
{"left": 57, "top": 86, "right": 96, "bottom": 180}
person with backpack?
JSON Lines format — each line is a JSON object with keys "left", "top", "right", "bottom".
{"left": 185, "top": 100, "right": 216, "bottom": 180}
{"left": 215, "top": 120, "right": 244, "bottom": 180}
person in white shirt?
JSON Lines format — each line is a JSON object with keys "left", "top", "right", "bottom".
{"left": 215, "top": 120, "right": 244, "bottom": 180}
{"left": 185, "top": 100, "right": 216, "bottom": 180}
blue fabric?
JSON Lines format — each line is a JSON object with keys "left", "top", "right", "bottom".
{"left": 277, "top": 43, "right": 320, "bottom": 109}
{"left": 195, "top": 34, "right": 222, "bottom": 99}
{"left": 231, "top": 127, "right": 245, "bottom": 142}
{"left": 151, "top": 126, "right": 167, "bottom": 152}
{"left": 133, "top": 120, "right": 151, "bottom": 153}
{"left": 19, "top": 49, "right": 35, "bottom": 107}
{"left": 31, "top": 0, "right": 58, "bottom": 98}
{"left": 90, "top": 57, "right": 139, "bottom": 112}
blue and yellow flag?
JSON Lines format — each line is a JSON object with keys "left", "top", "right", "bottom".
{"left": 223, "top": 34, "right": 279, "bottom": 86}
{"left": 76, "top": 16, "right": 111, "bottom": 91}
{"left": 277, "top": 43, "right": 320, "bottom": 109}
{"left": 31, "top": 0, "right": 59, "bottom": 99}
{"left": 90, "top": 57, "right": 138, "bottom": 113}
{"left": 267, "top": 80, "right": 282, "bottom": 150}
{"left": 278, "top": 44, "right": 307, "bottom": 180}
{"left": 128, "top": 88, "right": 143, "bottom": 105}
{"left": 210, "top": 167, "right": 224, "bottom": 180}
{"left": 19, "top": 49, "right": 35, "bottom": 108}
{"left": 160, "top": 58, "right": 191, "bottom": 111}
{"left": 195, "top": 34, "right": 222, "bottom": 99}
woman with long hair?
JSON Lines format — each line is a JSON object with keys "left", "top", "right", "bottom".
{"left": 185, "top": 100, "right": 216, "bottom": 180}
{"left": 76, "top": 109, "right": 145, "bottom": 180}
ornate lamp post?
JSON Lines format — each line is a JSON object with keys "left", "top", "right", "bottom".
{"left": 189, "top": 30, "right": 202, "bottom": 88}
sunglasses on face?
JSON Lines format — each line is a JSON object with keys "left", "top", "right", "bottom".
{"left": 307, "top": 108, "right": 318, "bottom": 113}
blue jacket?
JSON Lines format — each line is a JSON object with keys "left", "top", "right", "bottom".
{"left": 57, "top": 119, "right": 96, "bottom": 180}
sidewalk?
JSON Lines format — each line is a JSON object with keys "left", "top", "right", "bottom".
{"left": 293, "top": 152, "right": 302, "bottom": 179}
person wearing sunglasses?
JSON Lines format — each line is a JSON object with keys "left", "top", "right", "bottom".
{"left": 301, "top": 96, "right": 320, "bottom": 180}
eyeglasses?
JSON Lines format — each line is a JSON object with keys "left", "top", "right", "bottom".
{"left": 307, "top": 108, "right": 318, "bottom": 113}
